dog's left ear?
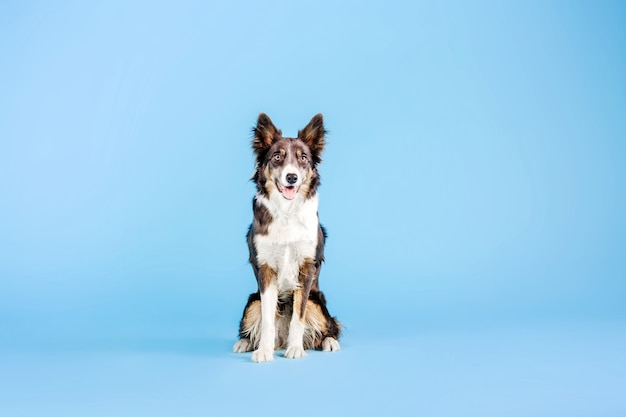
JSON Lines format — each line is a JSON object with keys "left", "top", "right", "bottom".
{"left": 298, "top": 113, "right": 327, "bottom": 164}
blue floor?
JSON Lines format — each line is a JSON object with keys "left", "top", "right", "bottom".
{"left": 2, "top": 318, "right": 625, "bottom": 417}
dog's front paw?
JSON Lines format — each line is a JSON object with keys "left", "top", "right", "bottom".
{"left": 233, "top": 338, "right": 253, "bottom": 353}
{"left": 322, "top": 337, "right": 341, "bottom": 352}
{"left": 284, "top": 345, "right": 307, "bottom": 359}
{"left": 251, "top": 348, "right": 274, "bottom": 363}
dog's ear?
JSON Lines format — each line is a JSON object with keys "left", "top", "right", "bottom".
{"left": 298, "top": 113, "right": 327, "bottom": 164}
{"left": 252, "top": 113, "right": 280, "bottom": 153}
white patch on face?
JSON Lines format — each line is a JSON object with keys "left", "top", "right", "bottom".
{"left": 277, "top": 163, "right": 303, "bottom": 188}
{"left": 273, "top": 162, "right": 306, "bottom": 200}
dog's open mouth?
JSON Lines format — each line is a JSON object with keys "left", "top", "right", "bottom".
{"left": 276, "top": 182, "right": 299, "bottom": 200}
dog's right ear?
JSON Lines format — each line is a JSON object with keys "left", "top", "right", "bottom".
{"left": 252, "top": 113, "right": 280, "bottom": 153}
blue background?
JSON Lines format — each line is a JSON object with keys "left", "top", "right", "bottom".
{"left": 1, "top": 1, "right": 625, "bottom": 416}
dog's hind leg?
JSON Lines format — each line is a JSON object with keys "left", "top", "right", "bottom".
{"left": 321, "top": 334, "right": 341, "bottom": 352}
{"left": 233, "top": 292, "right": 261, "bottom": 353}
{"left": 306, "top": 290, "right": 341, "bottom": 352}
{"left": 233, "top": 338, "right": 254, "bottom": 353}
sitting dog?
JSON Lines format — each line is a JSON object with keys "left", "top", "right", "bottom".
{"left": 233, "top": 113, "right": 341, "bottom": 362}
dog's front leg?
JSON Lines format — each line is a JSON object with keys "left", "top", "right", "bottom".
{"left": 285, "top": 259, "right": 315, "bottom": 359}
{"left": 285, "top": 288, "right": 306, "bottom": 358}
{"left": 252, "top": 265, "right": 278, "bottom": 363}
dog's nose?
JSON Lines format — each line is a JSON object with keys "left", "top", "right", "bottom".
{"left": 286, "top": 173, "right": 298, "bottom": 185}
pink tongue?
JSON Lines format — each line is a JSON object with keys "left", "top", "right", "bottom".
{"left": 282, "top": 186, "right": 298, "bottom": 200}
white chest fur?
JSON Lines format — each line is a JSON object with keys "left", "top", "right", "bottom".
{"left": 253, "top": 192, "right": 319, "bottom": 293}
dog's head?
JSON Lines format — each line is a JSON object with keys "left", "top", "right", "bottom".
{"left": 252, "top": 113, "right": 326, "bottom": 200}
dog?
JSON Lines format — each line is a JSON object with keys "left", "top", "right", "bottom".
{"left": 233, "top": 113, "right": 341, "bottom": 362}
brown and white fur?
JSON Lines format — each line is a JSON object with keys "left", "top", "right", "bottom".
{"left": 233, "top": 113, "right": 341, "bottom": 362}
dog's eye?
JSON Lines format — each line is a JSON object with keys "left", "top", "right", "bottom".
{"left": 300, "top": 154, "right": 308, "bottom": 162}
{"left": 273, "top": 153, "right": 281, "bottom": 161}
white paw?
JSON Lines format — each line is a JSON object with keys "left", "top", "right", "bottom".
{"left": 233, "top": 338, "right": 253, "bottom": 353}
{"left": 251, "top": 348, "right": 274, "bottom": 363}
{"left": 284, "top": 345, "right": 307, "bottom": 359}
{"left": 322, "top": 337, "right": 341, "bottom": 352}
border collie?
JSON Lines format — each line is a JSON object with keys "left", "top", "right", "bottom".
{"left": 233, "top": 113, "right": 341, "bottom": 362}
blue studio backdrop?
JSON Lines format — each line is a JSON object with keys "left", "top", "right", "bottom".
{"left": 1, "top": 1, "right": 625, "bottom": 416}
